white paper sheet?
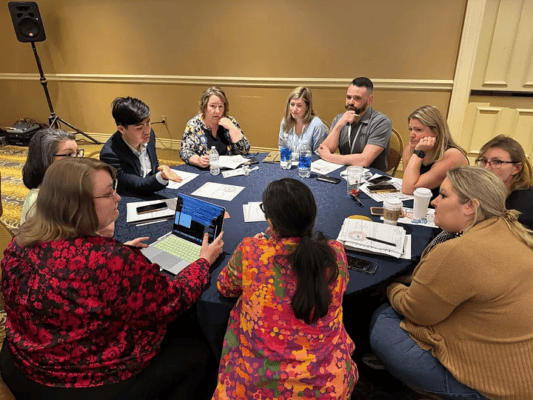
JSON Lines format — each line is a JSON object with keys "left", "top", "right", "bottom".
{"left": 126, "top": 198, "right": 177, "bottom": 223}
{"left": 167, "top": 170, "right": 199, "bottom": 190}
{"left": 218, "top": 155, "right": 250, "bottom": 169}
{"left": 311, "top": 159, "right": 345, "bottom": 175}
{"left": 243, "top": 202, "right": 267, "bottom": 222}
{"left": 360, "top": 177, "right": 415, "bottom": 203}
{"left": 191, "top": 182, "right": 245, "bottom": 201}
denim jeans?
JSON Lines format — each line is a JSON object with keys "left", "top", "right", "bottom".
{"left": 369, "top": 303, "right": 489, "bottom": 400}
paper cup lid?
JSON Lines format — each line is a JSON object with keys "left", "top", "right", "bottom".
{"left": 384, "top": 198, "right": 402, "bottom": 207}
{"left": 414, "top": 188, "right": 433, "bottom": 198}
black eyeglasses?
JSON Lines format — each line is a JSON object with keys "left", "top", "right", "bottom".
{"left": 55, "top": 148, "right": 85, "bottom": 158}
{"left": 475, "top": 157, "right": 519, "bottom": 169}
{"left": 259, "top": 203, "right": 267, "bottom": 216}
{"left": 94, "top": 180, "right": 118, "bottom": 199}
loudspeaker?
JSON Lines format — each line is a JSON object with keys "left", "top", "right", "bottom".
{"left": 8, "top": 2, "right": 46, "bottom": 43}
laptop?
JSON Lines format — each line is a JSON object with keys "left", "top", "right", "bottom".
{"left": 142, "top": 194, "right": 225, "bottom": 275}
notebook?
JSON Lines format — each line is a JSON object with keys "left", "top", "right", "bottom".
{"left": 141, "top": 194, "right": 225, "bottom": 275}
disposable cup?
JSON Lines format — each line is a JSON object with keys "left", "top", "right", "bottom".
{"left": 413, "top": 188, "right": 433, "bottom": 219}
{"left": 383, "top": 198, "right": 402, "bottom": 225}
{"left": 346, "top": 166, "right": 364, "bottom": 195}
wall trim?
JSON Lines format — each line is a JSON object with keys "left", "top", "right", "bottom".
{"left": 80, "top": 132, "right": 277, "bottom": 154}
{"left": 0, "top": 73, "right": 453, "bottom": 91}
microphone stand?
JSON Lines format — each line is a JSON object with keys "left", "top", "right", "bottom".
{"left": 31, "top": 42, "right": 100, "bottom": 144}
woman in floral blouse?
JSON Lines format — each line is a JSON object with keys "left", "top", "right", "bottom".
{"left": 0, "top": 157, "right": 224, "bottom": 400}
{"left": 214, "top": 178, "right": 358, "bottom": 400}
{"left": 179, "top": 86, "right": 250, "bottom": 168}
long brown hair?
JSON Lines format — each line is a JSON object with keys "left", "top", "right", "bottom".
{"left": 479, "top": 134, "right": 533, "bottom": 191}
{"left": 281, "top": 87, "right": 316, "bottom": 133}
{"left": 17, "top": 158, "right": 116, "bottom": 247}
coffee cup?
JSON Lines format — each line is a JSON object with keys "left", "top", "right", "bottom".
{"left": 413, "top": 188, "right": 433, "bottom": 220}
{"left": 383, "top": 198, "right": 402, "bottom": 225}
{"left": 346, "top": 166, "right": 364, "bottom": 195}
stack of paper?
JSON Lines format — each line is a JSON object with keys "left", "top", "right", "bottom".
{"left": 218, "top": 155, "right": 250, "bottom": 169}
{"left": 360, "top": 177, "right": 414, "bottom": 202}
{"left": 243, "top": 202, "right": 267, "bottom": 222}
{"left": 337, "top": 218, "right": 407, "bottom": 258}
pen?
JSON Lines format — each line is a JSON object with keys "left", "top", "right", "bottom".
{"left": 352, "top": 196, "right": 364, "bottom": 207}
{"left": 366, "top": 236, "right": 395, "bottom": 246}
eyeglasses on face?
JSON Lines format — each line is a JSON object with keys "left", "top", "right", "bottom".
{"left": 475, "top": 157, "right": 518, "bottom": 169}
{"left": 94, "top": 180, "right": 118, "bottom": 199}
{"left": 259, "top": 202, "right": 266, "bottom": 215}
{"left": 55, "top": 148, "right": 85, "bottom": 158}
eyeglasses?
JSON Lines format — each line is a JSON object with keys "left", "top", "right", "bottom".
{"left": 55, "top": 148, "right": 85, "bottom": 158}
{"left": 259, "top": 202, "right": 267, "bottom": 216}
{"left": 475, "top": 157, "right": 519, "bottom": 169}
{"left": 94, "top": 180, "right": 118, "bottom": 199}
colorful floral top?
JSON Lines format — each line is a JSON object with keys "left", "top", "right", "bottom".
{"left": 214, "top": 234, "right": 358, "bottom": 400}
{"left": 179, "top": 114, "right": 250, "bottom": 164}
{"left": 1, "top": 235, "right": 210, "bottom": 388}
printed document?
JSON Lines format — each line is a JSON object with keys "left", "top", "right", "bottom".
{"left": 337, "top": 218, "right": 407, "bottom": 258}
{"left": 311, "top": 159, "right": 345, "bottom": 175}
{"left": 192, "top": 182, "right": 244, "bottom": 201}
{"left": 126, "top": 198, "right": 177, "bottom": 223}
{"left": 167, "top": 170, "right": 198, "bottom": 190}
{"left": 243, "top": 202, "right": 267, "bottom": 222}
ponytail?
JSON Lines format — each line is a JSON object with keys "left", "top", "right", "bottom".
{"left": 502, "top": 210, "right": 533, "bottom": 248}
{"left": 289, "top": 231, "right": 339, "bottom": 324}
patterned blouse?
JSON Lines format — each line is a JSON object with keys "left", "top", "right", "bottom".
{"left": 214, "top": 234, "right": 358, "bottom": 400}
{"left": 1, "top": 236, "right": 210, "bottom": 388}
{"left": 179, "top": 114, "right": 250, "bottom": 164}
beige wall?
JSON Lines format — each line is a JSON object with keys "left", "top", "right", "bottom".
{"left": 0, "top": 0, "right": 467, "bottom": 152}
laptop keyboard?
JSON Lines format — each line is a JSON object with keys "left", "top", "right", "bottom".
{"left": 154, "top": 235, "right": 201, "bottom": 263}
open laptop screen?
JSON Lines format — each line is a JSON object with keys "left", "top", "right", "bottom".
{"left": 172, "top": 194, "right": 225, "bottom": 245}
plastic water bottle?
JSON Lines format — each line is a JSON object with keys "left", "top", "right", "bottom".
{"left": 298, "top": 143, "right": 312, "bottom": 178}
{"left": 280, "top": 134, "right": 292, "bottom": 170}
{"left": 209, "top": 146, "right": 220, "bottom": 176}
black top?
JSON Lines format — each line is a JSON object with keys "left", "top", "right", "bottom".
{"left": 507, "top": 186, "right": 533, "bottom": 230}
{"left": 205, "top": 126, "right": 230, "bottom": 156}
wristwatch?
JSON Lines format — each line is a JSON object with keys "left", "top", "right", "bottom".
{"left": 413, "top": 149, "right": 426, "bottom": 159}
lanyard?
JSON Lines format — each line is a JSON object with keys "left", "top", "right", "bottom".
{"left": 349, "top": 123, "right": 363, "bottom": 154}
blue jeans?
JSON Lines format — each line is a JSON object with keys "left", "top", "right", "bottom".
{"left": 369, "top": 304, "right": 489, "bottom": 400}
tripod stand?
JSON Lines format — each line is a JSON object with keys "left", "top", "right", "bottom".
{"left": 31, "top": 42, "right": 100, "bottom": 144}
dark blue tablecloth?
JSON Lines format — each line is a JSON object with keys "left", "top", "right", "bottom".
{"left": 115, "top": 154, "right": 438, "bottom": 357}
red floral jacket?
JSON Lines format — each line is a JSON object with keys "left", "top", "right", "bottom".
{"left": 1, "top": 235, "right": 210, "bottom": 388}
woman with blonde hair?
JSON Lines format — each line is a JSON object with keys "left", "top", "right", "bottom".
{"left": 371, "top": 166, "right": 533, "bottom": 400}
{"left": 1, "top": 157, "right": 224, "bottom": 400}
{"left": 180, "top": 86, "right": 250, "bottom": 168}
{"left": 278, "top": 87, "right": 327, "bottom": 155}
{"left": 477, "top": 134, "right": 533, "bottom": 229}
{"left": 402, "top": 105, "right": 468, "bottom": 199}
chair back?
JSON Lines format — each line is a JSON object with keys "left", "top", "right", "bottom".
{"left": 388, "top": 128, "right": 404, "bottom": 177}
{"left": 0, "top": 221, "right": 14, "bottom": 311}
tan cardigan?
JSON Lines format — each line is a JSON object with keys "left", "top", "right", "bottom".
{"left": 388, "top": 218, "right": 533, "bottom": 400}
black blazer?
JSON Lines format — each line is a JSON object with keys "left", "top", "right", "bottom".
{"left": 100, "top": 130, "right": 167, "bottom": 194}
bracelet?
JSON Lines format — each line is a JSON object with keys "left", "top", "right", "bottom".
{"left": 413, "top": 149, "right": 426, "bottom": 159}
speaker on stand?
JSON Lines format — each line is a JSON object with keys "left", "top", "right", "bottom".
{"left": 7, "top": 2, "right": 100, "bottom": 144}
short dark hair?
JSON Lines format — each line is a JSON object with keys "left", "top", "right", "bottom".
{"left": 262, "top": 178, "right": 338, "bottom": 324}
{"left": 112, "top": 97, "right": 150, "bottom": 127}
{"left": 351, "top": 77, "right": 374, "bottom": 94}
{"left": 22, "top": 128, "right": 76, "bottom": 189}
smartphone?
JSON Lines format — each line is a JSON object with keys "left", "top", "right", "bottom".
{"left": 346, "top": 255, "right": 378, "bottom": 275}
{"left": 367, "top": 184, "right": 399, "bottom": 193}
{"left": 367, "top": 175, "right": 392, "bottom": 185}
{"left": 137, "top": 201, "right": 168, "bottom": 215}
{"left": 317, "top": 175, "right": 341, "bottom": 184}
{"left": 370, "top": 207, "right": 384, "bottom": 216}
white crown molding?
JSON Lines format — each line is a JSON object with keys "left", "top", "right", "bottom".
{"left": 0, "top": 73, "right": 453, "bottom": 91}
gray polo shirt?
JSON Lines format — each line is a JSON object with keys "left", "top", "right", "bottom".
{"left": 330, "top": 107, "right": 392, "bottom": 172}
